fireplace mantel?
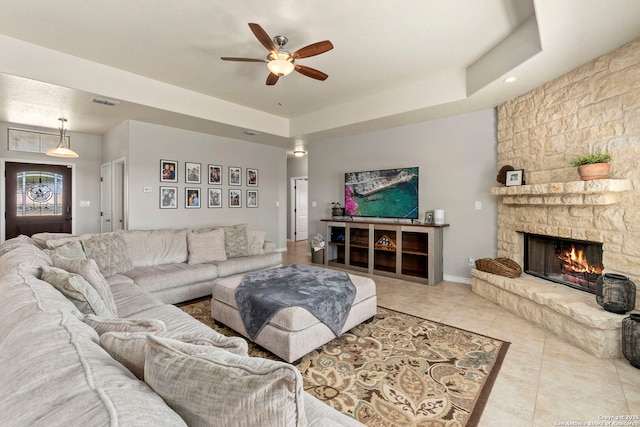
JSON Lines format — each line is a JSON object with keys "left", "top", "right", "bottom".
{"left": 491, "top": 179, "right": 632, "bottom": 206}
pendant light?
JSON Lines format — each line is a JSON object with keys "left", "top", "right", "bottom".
{"left": 46, "top": 118, "right": 79, "bottom": 158}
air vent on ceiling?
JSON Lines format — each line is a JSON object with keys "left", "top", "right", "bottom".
{"left": 90, "top": 97, "right": 120, "bottom": 106}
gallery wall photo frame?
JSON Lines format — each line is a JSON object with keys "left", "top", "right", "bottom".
{"left": 229, "top": 166, "right": 241, "bottom": 186}
{"left": 185, "top": 162, "right": 201, "bottom": 184}
{"left": 247, "top": 168, "right": 258, "bottom": 187}
{"left": 208, "top": 188, "right": 222, "bottom": 208}
{"left": 159, "top": 186, "right": 178, "bottom": 209}
{"left": 185, "top": 187, "right": 201, "bottom": 208}
{"left": 229, "top": 189, "right": 242, "bottom": 208}
{"left": 247, "top": 190, "right": 258, "bottom": 208}
{"left": 160, "top": 160, "right": 178, "bottom": 182}
{"left": 505, "top": 169, "right": 525, "bottom": 186}
{"left": 208, "top": 164, "right": 222, "bottom": 185}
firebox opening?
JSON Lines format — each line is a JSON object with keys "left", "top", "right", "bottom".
{"left": 524, "top": 233, "right": 604, "bottom": 294}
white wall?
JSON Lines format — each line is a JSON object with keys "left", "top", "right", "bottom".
{"left": 308, "top": 109, "right": 498, "bottom": 282}
{"left": 0, "top": 121, "right": 103, "bottom": 241}
{"left": 110, "top": 121, "right": 288, "bottom": 248}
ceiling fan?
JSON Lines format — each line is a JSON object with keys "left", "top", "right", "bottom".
{"left": 221, "top": 23, "right": 333, "bottom": 86}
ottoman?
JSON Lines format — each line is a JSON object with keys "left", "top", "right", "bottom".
{"left": 211, "top": 270, "right": 377, "bottom": 363}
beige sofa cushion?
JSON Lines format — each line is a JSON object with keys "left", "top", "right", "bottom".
{"left": 51, "top": 254, "right": 119, "bottom": 317}
{"left": 145, "top": 335, "right": 307, "bottom": 427}
{"left": 100, "top": 331, "right": 249, "bottom": 381}
{"left": 81, "top": 233, "right": 133, "bottom": 276}
{"left": 119, "top": 229, "right": 189, "bottom": 267}
{"left": 0, "top": 243, "right": 52, "bottom": 278}
{"left": 247, "top": 230, "right": 266, "bottom": 255}
{"left": 223, "top": 224, "right": 249, "bottom": 258}
{"left": 187, "top": 228, "right": 226, "bottom": 264}
{"left": 41, "top": 266, "right": 115, "bottom": 317}
{"left": 44, "top": 240, "right": 87, "bottom": 259}
{"left": 83, "top": 314, "right": 166, "bottom": 335}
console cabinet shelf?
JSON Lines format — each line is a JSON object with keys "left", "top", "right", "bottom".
{"left": 323, "top": 220, "right": 447, "bottom": 285}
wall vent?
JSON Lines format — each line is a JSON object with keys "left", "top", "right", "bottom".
{"left": 90, "top": 97, "right": 120, "bottom": 106}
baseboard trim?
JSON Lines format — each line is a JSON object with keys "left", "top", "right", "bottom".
{"left": 444, "top": 274, "right": 471, "bottom": 284}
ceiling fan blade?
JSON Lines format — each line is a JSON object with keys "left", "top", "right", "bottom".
{"left": 266, "top": 73, "right": 279, "bottom": 85}
{"left": 295, "top": 65, "right": 328, "bottom": 81}
{"left": 292, "top": 40, "right": 334, "bottom": 59}
{"left": 220, "top": 57, "right": 267, "bottom": 62}
{"left": 249, "top": 23, "right": 277, "bottom": 54}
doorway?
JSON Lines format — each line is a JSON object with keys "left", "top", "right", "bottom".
{"left": 4, "top": 162, "right": 73, "bottom": 239}
{"left": 292, "top": 177, "right": 308, "bottom": 241}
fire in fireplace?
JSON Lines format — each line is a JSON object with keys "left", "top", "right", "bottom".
{"left": 524, "top": 233, "right": 604, "bottom": 293}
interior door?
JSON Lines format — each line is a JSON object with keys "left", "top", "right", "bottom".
{"left": 100, "top": 163, "right": 112, "bottom": 233}
{"left": 5, "top": 162, "right": 72, "bottom": 239}
{"left": 294, "top": 178, "right": 308, "bottom": 241}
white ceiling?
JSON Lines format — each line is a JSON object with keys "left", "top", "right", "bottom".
{"left": 0, "top": 0, "right": 639, "bottom": 152}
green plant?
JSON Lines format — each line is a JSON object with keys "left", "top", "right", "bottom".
{"left": 570, "top": 152, "right": 612, "bottom": 167}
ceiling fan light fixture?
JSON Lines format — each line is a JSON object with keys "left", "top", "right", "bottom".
{"left": 267, "top": 53, "right": 295, "bottom": 76}
{"left": 46, "top": 118, "right": 79, "bottom": 158}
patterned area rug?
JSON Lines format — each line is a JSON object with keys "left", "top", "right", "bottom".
{"left": 178, "top": 298, "right": 509, "bottom": 427}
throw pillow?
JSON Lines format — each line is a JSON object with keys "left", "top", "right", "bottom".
{"left": 44, "top": 240, "right": 87, "bottom": 260}
{"left": 247, "top": 230, "right": 266, "bottom": 255}
{"left": 40, "top": 266, "right": 114, "bottom": 317}
{"left": 51, "top": 254, "right": 119, "bottom": 317}
{"left": 186, "top": 228, "right": 227, "bottom": 264}
{"left": 81, "top": 233, "right": 133, "bottom": 277}
{"left": 99, "top": 331, "right": 248, "bottom": 381}
{"left": 223, "top": 224, "right": 249, "bottom": 258}
{"left": 83, "top": 314, "right": 167, "bottom": 335}
{"left": 145, "top": 336, "right": 307, "bottom": 427}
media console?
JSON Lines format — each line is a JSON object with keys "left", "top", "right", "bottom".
{"left": 322, "top": 219, "right": 448, "bottom": 285}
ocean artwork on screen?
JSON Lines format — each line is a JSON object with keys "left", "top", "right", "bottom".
{"left": 344, "top": 167, "right": 419, "bottom": 219}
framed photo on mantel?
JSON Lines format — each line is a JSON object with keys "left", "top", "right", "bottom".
{"left": 505, "top": 169, "right": 524, "bottom": 186}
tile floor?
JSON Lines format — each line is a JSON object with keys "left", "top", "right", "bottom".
{"left": 284, "top": 240, "right": 640, "bottom": 427}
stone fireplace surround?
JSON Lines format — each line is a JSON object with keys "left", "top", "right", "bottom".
{"left": 471, "top": 39, "right": 640, "bottom": 359}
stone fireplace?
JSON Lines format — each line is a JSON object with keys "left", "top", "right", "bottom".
{"left": 471, "top": 38, "right": 640, "bottom": 359}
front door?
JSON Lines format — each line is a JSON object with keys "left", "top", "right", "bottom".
{"left": 5, "top": 162, "right": 72, "bottom": 239}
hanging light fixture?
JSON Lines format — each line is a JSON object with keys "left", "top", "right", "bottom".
{"left": 293, "top": 150, "right": 306, "bottom": 157}
{"left": 46, "top": 118, "right": 79, "bottom": 158}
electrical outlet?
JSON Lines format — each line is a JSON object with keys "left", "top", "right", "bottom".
{"left": 475, "top": 201, "right": 482, "bottom": 210}
{"left": 468, "top": 257, "right": 475, "bottom": 267}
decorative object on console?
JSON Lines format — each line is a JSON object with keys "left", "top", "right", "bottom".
{"left": 331, "top": 202, "right": 344, "bottom": 218}
{"left": 424, "top": 210, "right": 434, "bottom": 225}
{"left": 475, "top": 257, "right": 522, "bottom": 278}
{"left": 570, "top": 152, "right": 612, "bottom": 181}
{"left": 505, "top": 169, "right": 524, "bottom": 186}
{"left": 374, "top": 234, "right": 396, "bottom": 250}
{"left": 595, "top": 273, "right": 636, "bottom": 314}
{"left": 434, "top": 209, "right": 445, "bottom": 225}
{"left": 496, "top": 164, "right": 514, "bottom": 185}
{"left": 622, "top": 313, "right": 640, "bottom": 368}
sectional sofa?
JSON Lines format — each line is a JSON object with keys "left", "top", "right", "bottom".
{"left": 0, "top": 226, "right": 365, "bottom": 426}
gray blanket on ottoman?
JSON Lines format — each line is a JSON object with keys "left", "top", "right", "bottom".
{"left": 235, "top": 264, "right": 356, "bottom": 341}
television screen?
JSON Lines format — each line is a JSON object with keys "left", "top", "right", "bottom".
{"left": 344, "top": 167, "right": 419, "bottom": 219}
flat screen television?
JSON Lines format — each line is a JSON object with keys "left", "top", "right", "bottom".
{"left": 344, "top": 167, "right": 419, "bottom": 219}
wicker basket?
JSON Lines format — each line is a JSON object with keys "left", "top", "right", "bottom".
{"left": 475, "top": 257, "right": 522, "bottom": 278}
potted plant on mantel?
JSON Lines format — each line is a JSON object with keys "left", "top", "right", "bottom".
{"left": 570, "top": 152, "right": 612, "bottom": 181}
